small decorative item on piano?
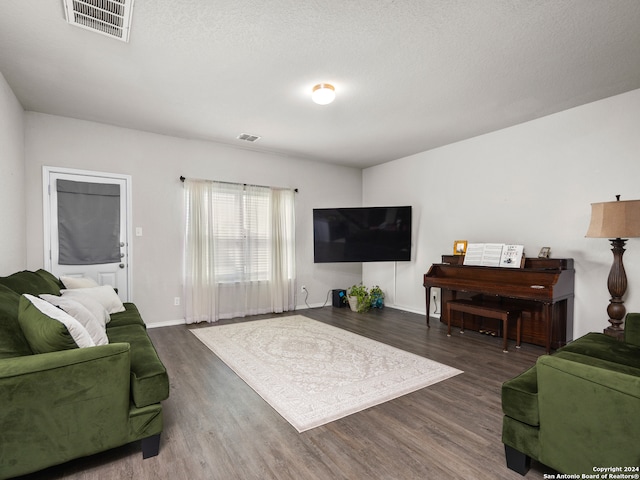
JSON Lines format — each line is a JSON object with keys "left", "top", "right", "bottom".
{"left": 538, "top": 247, "right": 551, "bottom": 258}
{"left": 453, "top": 240, "right": 467, "bottom": 255}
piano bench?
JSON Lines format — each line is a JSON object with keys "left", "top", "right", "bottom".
{"left": 446, "top": 299, "right": 522, "bottom": 352}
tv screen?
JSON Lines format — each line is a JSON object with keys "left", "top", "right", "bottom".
{"left": 313, "top": 206, "right": 412, "bottom": 263}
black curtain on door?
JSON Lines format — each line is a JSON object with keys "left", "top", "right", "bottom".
{"left": 57, "top": 179, "right": 121, "bottom": 265}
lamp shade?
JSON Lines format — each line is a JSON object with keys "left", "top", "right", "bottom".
{"left": 585, "top": 199, "right": 640, "bottom": 238}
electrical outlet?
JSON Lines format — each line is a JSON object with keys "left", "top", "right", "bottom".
{"left": 174, "top": 297, "right": 180, "bottom": 306}
{"left": 301, "top": 285, "right": 307, "bottom": 293}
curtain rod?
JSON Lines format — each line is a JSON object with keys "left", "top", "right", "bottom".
{"left": 180, "top": 176, "right": 298, "bottom": 193}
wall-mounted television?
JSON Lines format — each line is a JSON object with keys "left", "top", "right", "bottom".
{"left": 313, "top": 206, "right": 412, "bottom": 263}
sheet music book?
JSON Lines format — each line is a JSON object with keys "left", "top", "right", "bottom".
{"left": 463, "top": 243, "right": 524, "bottom": 268}
{"left": 463, "top": 243, "right": 504, "bottom": 266}
{"left": 499, "top": 244, "right": 525, "bottom": 268}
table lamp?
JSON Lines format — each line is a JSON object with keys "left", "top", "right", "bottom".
{"left": 585, "top": 195, "right": 640, "bottom": 337}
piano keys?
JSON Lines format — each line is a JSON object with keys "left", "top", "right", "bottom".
{"left": 424, "top": 255, "right": 574, "bottom": 353}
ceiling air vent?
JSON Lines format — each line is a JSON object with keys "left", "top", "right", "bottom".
{"left": 63, "top": 0, "right": 135, "bottom": 42}
{"left": 237, "top": 133, "right": 261, "bottom": 143}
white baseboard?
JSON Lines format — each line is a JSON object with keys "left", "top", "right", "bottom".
{"left": 144, "top": 306, "right": 437, "bottom": 329}
{"left": 146, "top": 319, "right": 186, "bottom": 329}
{"left": 295, "top": 302, "right": 328, "bottom": 310}
{"left": 387, "top": 304, "right": 424, "bottom": 315}
{"left": 391, "top": 304, "right": 440, "bottom": 319}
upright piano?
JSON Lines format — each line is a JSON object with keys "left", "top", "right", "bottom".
{"left": 424, "top": 256, "right": 574, "bottom": 352}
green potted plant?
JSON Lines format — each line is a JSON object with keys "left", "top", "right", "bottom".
{"left": 347, "top": 284, "right": 370, "bottom": 313}
{"left": 369, "top": 285, "right": 384, "bottom": 309}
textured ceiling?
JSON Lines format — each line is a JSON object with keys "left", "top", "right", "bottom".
{"left": 1, "top": 0, "right": 640, "bottom": 168}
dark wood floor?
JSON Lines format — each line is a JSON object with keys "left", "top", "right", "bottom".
{"left": 17, "top": 307, "right": 555, "bottom": 479}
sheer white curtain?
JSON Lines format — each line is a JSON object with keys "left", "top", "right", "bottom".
{"left": 271, "top": 188, "right": 296, "bottom": 313}
{"left": 183, "top": 179, "right": 296, "bottom": 323}
{"left": 183, "top": 180, "right": 217, "bottom": 323}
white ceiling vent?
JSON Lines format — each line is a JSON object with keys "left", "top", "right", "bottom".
{"left": 63, "top": 0, "right": 135, "bottom": 42}
{"left": 237, "top": 133, "right": 261, "bottom": 142}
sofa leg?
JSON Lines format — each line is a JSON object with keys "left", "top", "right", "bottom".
{"left": 504, "top": 444, "right": 530, "bottom": 475}
{"left": 142, "top": 434, "right": 161, "bottom": 459}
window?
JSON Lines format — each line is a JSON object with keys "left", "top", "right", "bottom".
{"left": 183, "top": 178, "right": 296, "bottom": 322}
{"left": 212, "top": 185, "right": 271, "bottom": 283}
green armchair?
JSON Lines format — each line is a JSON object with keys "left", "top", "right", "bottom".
{"left": 501, "top": 313, "right": 640, "bottom": 475}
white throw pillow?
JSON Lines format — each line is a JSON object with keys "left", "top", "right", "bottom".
{"left": 23, "top": 294, "right": 95, "bottom": 348}
{"left": 56, "top": 290, "right": 111, "bottom": 325}
{"left": 61, "top": 285, "right": 126, "bottom": 315}
{"left": 40, "top": 294, "right": 109, "bottom": 346}
{"left": 60, "top": 275, "right": 100, "bottom": 289}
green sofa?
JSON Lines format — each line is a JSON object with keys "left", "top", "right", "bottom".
{"left": 0, "top": 269, "right": 169, "bottom": 479}
{"left": 501, "top": 313, "right": 640, "bottom": 475}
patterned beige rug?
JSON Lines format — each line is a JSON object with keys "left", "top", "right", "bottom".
{"left": 191, "top": 315, "right": 463, "bottom": 432}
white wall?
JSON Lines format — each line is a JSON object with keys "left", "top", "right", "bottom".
{"left": 363, "top": 88, "right": 640, "bottom": 338}
{"left": 16, "top": 88, "right": 640, "bottom": 335}
{"left": 0, "top": 72, "right": 26, "bottom": 274}
{"left": 24, "top": 113, "right": 362, "bottom": 326}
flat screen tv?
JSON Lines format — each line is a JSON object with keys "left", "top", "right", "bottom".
{"left": 313, "top": 206, "right": 412, "bottom": 263}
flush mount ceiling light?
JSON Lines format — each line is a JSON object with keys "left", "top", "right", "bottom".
{"left": 312, "top": 83, "right": 336, "bottom": 105}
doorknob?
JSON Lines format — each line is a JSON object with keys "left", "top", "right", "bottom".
{"left": 119, "top": 264, "right": 125, "bottom": 269}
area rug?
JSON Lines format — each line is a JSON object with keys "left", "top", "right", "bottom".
{"left": 190, "top": 315, "right": 463, "bottom": 432}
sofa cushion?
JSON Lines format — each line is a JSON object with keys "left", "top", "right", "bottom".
{"left": 502, "top": 364, "right": 539, "bottom": 426}
{"left": 107, "top": 324, "right": 169, "bottom": 408}
{"left": 60, "top": 275, "right": 100, "bottom": 289}
{"left": 61, "top": 286, "right": 125, "bottom": 315}
{"left": 0, "top": 270, "right": 62, "bottom": 296}
{"left": 17, "top": 295, "right": 95, "bottom": 353}
{"left": 108, "top": 302, "right": 146, "bottom": 329}
{"left": 560, "top": 332, "right": 640, "bottom": 369}
{"left": 0, "top": 285, "right": 32, "bottom": 358}
{"left": 55, "top": 290, "right": 111, "bottom": 326}
{"left": 35, "top": 269, "right": 66, "bottom": 292}
{"left": 40, "top": 294, "right": 109, "bottom": 346}
{"left": 626, "top": 313, "right": 640, "bottom": 347}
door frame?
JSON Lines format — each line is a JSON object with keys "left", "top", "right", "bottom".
{"left": 42, "top": 166, "right": 133, "bottom": 300}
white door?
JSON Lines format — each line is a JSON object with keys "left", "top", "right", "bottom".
{"left": 43, "top": 167, "right": 132, "bottom": 301}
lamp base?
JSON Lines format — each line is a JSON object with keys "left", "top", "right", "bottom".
{"left": 604, "top": 238, "right": 628, "bottom": 338}
{"left": 603, "top": 325, "right": 625, "bottom": 341}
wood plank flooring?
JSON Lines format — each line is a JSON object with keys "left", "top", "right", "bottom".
{"left": 16, "top": 307, "right": 555, "bottom": 479}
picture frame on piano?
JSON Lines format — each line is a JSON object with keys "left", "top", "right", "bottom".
{"left": 453, "top": 240, "right": 467, "bottom": 255}
{"left": 538, "top": 247, "right": 551, "bottom": 258}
